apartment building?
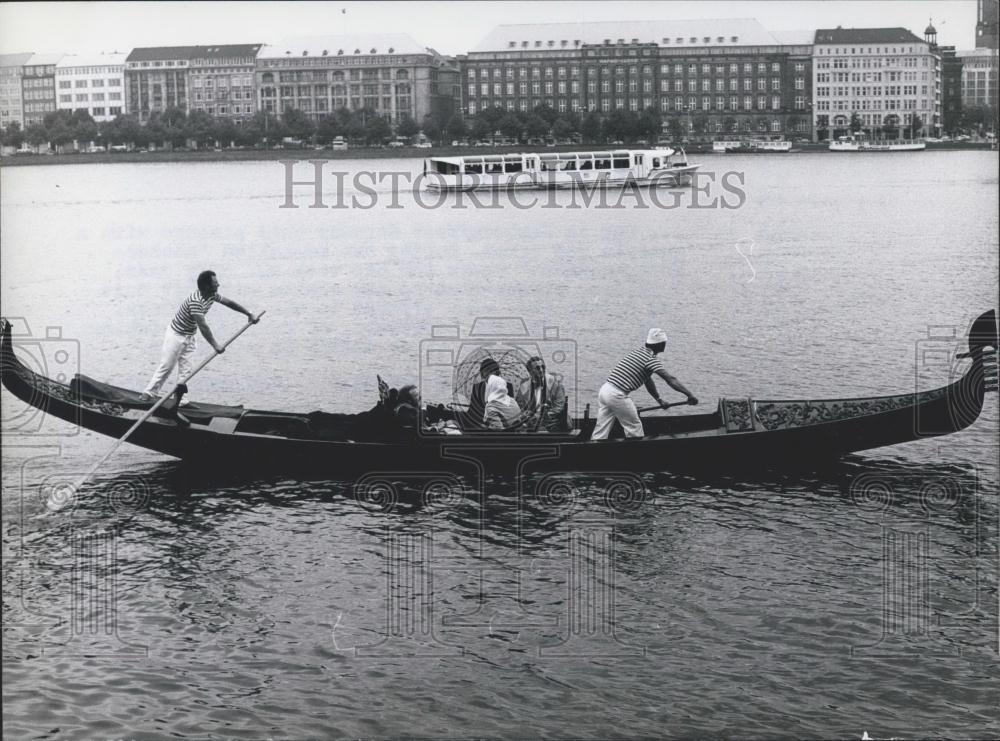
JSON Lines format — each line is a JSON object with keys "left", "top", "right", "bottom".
{"left": 55, "top": 53, "right": 126, "bottom": 122}
{"left": 22, "top": 53, "right": 64, "bottom": 127}
{"left": 813, "top": 27, "right": 940, "bottom": 139}
{"left": 188, "top": 44, "right": 262, "bottom": 123}
{"left": 463, "top": 20, "right": 813, "bottom": 139}
{"left": 0, "top": 52, "right": 33, "bottom": 129}
{"left": 957, "top": 48, "right": 998, "bottom": 109}
{"left": 256, "top": 34, "right": 460, "bottom": 125}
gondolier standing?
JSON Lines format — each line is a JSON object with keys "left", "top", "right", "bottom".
{"left": 141, "top": 270, "right": 258, "bottom": 400}
{"left": 591, "top": 328, "right": 698, "bottom": 439}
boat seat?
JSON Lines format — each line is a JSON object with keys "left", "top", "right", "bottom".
{"left": 69, "top": 374, "right": 244, "bottom": 420}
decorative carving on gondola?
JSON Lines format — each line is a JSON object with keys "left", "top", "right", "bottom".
{"left": 23, "top": 372, "right": 127, "bottom": 417}
{"left": 755, "top": 388, "right": 948, "bottom": 430}
{"left": 721, "top": 398, "right": 755, "bottom": 432}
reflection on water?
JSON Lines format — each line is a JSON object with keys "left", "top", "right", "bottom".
{"left": 2, "top": 153, "right": 998, "bottom": 737}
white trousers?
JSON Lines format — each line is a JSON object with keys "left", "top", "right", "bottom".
{"left": 144, "top": 327, "right": 196, "bottom": 396}
{"left": 592, "top": 382, "right": 644, "bottom": 440}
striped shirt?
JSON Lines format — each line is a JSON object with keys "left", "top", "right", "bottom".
{"left": 169, "top": 291, "right": 221, "bottom": 335}
{"left": 607, "top": 348, "right": 667, "bottom": 394}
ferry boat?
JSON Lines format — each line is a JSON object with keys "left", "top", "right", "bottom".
{"left": 828, "top": 134, "right": 925, "bottom": 152}
{"left": 422, "top": 148, "right": 699, "bottom": 192}
{"left": 712, "top": 139, "right": 792, "bottom": 153}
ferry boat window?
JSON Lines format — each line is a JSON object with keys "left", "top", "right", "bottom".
{"left": 559, "top": 160, "right": 577, "bottom": 171}
{"left": 652, "top": 158, "right": 660, "bottom": 168}
{"left": 612, "top": 157, "right": 629, "bottom": 168}
{"left": 595, "top": 158, "right": 611, "bottom": 169}
{"left": 504, "top": 161, "right": 523, "bottom": 173}
{"left": 434, "top": 161, "right": 460, "bottom": 174}
{"left": 464, "top": 163, "right": 484, "bottom": 174}
{"left": 579, "top": 159, "right": 593, "bottom": 170}
{"left": 486, "top": 163, "right": 504, "bottom": 174}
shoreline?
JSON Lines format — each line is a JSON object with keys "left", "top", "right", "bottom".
{"left": 0, "top": 140, "right": 994, "bottom": 167}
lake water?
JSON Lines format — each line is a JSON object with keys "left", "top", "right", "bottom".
{"left": 2, "top": 152, "right": 998, "bottom": 738}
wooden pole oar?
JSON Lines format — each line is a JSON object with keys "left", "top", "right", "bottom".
{"left": 55, "top": 312, "right": 266, "bottom": 507}
{"left": 637, "top": 400, "right": 690, "bottom": 413}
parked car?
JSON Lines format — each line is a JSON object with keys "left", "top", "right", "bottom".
{"left": 109, "top": 144, "right": 128, "bottom": 152}
{"left": 331, "top": 137, "right": 348, "bottom": 151}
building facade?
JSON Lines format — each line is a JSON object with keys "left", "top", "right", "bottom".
{"left": 462, "top": 20, "right": 813, "bottom": 140}
{"left": 977, "top": 0, "right": 999, "bottom": 49}
{"left": 957, "top": 48, "right": 998, "bottom": 110}
{"left": 813, "top": 27, "right": 940, "bottom": 140}
{"left": 937, "top": 46, "right": 964, "bottom": 133}
{"left": 125, "top": 46, "right": 195, "bottom": 121}
{"left": 55, "top": 53, "right": 126, "bottom": 122}
{"left": 0, "top": 52, "right": 33, "bottom": 129}
{"left": 22, "top": 53, "right": 64, "bottom": 127}
{"left": 254, "top": 34, "right": 461, "bottom": 126}
{"left": 188, "top": 45, "right": 261, "bottom": 124}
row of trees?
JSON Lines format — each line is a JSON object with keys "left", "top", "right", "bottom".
{"left": 5, "top": 103, "right": 995, "bottom": 150}
{"left": 0, "top": 107, "right": 434, "bottom": 150}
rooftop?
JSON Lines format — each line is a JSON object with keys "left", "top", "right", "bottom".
{"left": 24, "top": 52, "right": 65, "bottom": 67}
{"left": 0, "top": 52, "right": 34, "bottom": 68}
{"left": 471, "top": 19, "right": 782, "bottom": 53}
{"left": 126, "top": 45, "right": 262, "bottom": 63}
{"left": 813, "top": 27, "right": 926, "bottom": 45}
{"left": 258, "top": 34, "right": 429, "bottom": 59}
{"left": 56, "top": 52, "right": 128, "bottom": 68}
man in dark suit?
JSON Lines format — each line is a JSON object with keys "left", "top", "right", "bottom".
{"left": 464, "top": 357, "right": 514, "bottom": 429}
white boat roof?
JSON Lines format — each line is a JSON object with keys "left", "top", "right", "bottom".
{"left": 428, "top": 148, "right": 677, "bottom": 164}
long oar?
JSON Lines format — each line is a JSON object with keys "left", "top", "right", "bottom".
{"left": 53, "top": 313, "right": 266, "bottom": 509}
{"left": 637, "top": 400, "right": 690, "bottom": 413}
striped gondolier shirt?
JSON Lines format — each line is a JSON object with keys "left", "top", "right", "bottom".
{"left": 607, "top": 348, "right": 667, "bottom": 394}
{"left": 169, "top": 291, "right": 220, "bottom": 335}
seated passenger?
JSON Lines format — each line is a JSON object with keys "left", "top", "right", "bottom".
{"left": 466, "top": 358, "right": 514, "bottom": 429}
{"left": 484, "top": 375, "right": 523, "bottom": 430}
{"left": 516, "top": 355, "right": 570, "bottom": 432}
{"left": 394, "top": 385, "right": 422, "bottom": 429}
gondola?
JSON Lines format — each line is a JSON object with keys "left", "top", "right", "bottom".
{"left": 1, "top": 312, "right": 996, "bottom": 475}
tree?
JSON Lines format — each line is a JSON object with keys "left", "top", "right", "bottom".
{"left": 580, "top": 111, "right": 602, "bottom": 143}
{"left": 532, "top": 103, "right": 559, "bottom": 127}
{"left": 552, "top": 118, "right": 574, "bottom": 142}
{"left": 524, "top": 114, "right": 549, "bottom": 141}
{"left": 282, "top": 107, "right": 316, "bottom": 141}
{"left": 499, "top": 112, "right": 522, "bottom": 140}
{"left": 638, "top": 107, "right": 662, "bottom": 142}
{"left": 364, "top": 114, "right": 391, "bottom": 145}
{"left": 25, "top": 123, "right": 49, "bottom": 149}
{"left": 692, "top": 113, "right": 710, "bottom": 139}
{"left": 185, "top": 109, "right": 216, "bottom": 147}
{"left": 44, "top": 110, "right": 75, "bottom": 148}
{"left": 444, "top": 115, "right": 467, "bottom": 142}
{"left": 2, "top": 121, "right": 25, "bottom": 148}
{"left": 469, "top": 117, "right": 491, "bottom": 142}
{"left": 909, "top": 114, "right": 923, "bottom": 139}
{"left": 420, "top": 113, "right": 442, "bottom": 143}
{"left": 849, "top": 112, "right": 862, "bottom": 134}
{"left": 396, "top": 114, "right": 419, "bottom": 139}
{"left": 213, "top": 118, "right": 238, "bottom": 148}
{"left": 667, "top": 117, "right": 685, "bottom": 142}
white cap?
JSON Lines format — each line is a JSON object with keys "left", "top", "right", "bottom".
{"left": 646, "top": 328, "right": 667, "bottom": 345}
